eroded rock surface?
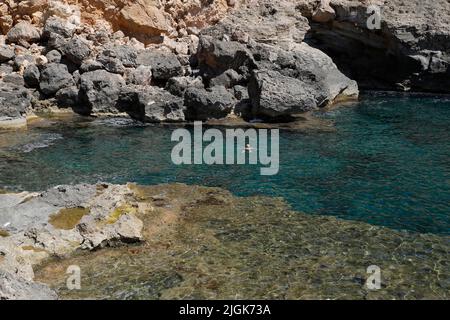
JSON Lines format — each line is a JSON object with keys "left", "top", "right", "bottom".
{"left": 302, "top": 0, "right": 450, "bottom": 92}
{"left": 0, "top": 0, "right": 448, "bottom": 124}
{"left": 0, "top": 183, "right": 146, "bottom": 299}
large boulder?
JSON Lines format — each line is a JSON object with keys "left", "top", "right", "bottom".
{"left": 63, "top": 37, "right": 91, "bottom": 65}
{"left": 184, "top": 86, "right": 236, "bottom": 120}
{"left": 118, "top": 86, "right": 185, "bottom": 123}
{"left": 248, "top": 70, "right": 317, "bottom": 118}
{"left": 248, "top": 42, "right": 358, "bottom": 118}
{"left": 96, "top": 49, "right": 126, "bottom": 75}
{"left": 6, "top": 21, "right": 41, "bottom": 44}
{"left": 0, "top": 83, "right": 32, "bottom": 128}
{"left": 0, "top": 45, "right": 14, "bottom": 63}
{"left": 55, "top": 86, "right": 80, "bottom": 108}
{"left": 196, "top": 36, "right": 255, "bottom": 79}
{"left": 165, "top": 76, "right": 204, "bottom": 97}
{"left": 136, "top": 50, "right": 183, "bottom": 81}
{"left": 79, "top": 70, "right": 126, "bottom": 114}
{"left": 23, "top": 64, "right": 40, "bottom": 88}
{"left": 100, "top": 45, "right": 138, "bottom": 68}
{"left": 39, "top": 63, "right": 74, "bottom": 96}
{"left": 125, "top": 65, "right": 152, "bottom": 85}
{"left": 42, "top": 16, "right": 76, "bottom": 39}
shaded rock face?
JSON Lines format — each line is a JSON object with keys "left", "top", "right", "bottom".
{"left": 0, "top": 83, "right": 32, "bottom": 124}
{"left": 184, "top": 86, "right": 237, "bottom": 121}
{"left": 196, "top": 36, "right": 256, "bottom": 79}
{"left": 249, "top": 70, "right": 317, "bottom": 119}
{"left": 79, "top": 70, "right": 126, "bottom": 114}
{"left": 303, "top": 0, "right": 450, "bottom": 93}
{"left": 136, "top": 50, "right": 183, "bottom": 82}
{"left": 118, "top": 86, "right": 186, "bottom": 122}
{"left": 39, "top": 63, "right": 74, "bottom": 96}
{"left": 23, "top": 64, "right": 41, "bottom": 88}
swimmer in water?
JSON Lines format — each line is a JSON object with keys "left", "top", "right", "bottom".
{"left": 243, "top": 144, "right": 255, "bottom": 153}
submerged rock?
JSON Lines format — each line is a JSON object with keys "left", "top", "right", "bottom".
{"left": 28, "top": 183, "right": 450, "bottom": 300}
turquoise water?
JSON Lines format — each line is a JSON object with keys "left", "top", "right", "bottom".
{"left": 1, "top": 93, "right": 449, "bottom": 235}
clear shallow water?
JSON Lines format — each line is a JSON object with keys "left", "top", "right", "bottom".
{"left": 1, "top": 93, "right": 449, "bottom": 235}
{"left": 34, "top": 185, "right": 450, "bottom": 300}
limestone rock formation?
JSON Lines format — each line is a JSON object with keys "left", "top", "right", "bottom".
{"left": 0, "top": 0, "right": 449, "bottom": 126}
{"left": 0, "top": 183, "right": 146, "bottom": 299}
{"left": 0, "top": 270, "right": 58, "bottom": 300}
{"left": 302, "top": 0, "right": 450, "bottom": 92}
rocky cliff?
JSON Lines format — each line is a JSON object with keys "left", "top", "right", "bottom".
{"left": 0, "top": 0, "right": 448, "bottom": 128}
{"left": 302, "top": 0, "right": 450, "bottom": 92}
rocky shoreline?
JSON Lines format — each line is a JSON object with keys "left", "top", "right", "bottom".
{"left": 0, "top": 183, "right": 145, "bottom": 299}
{"left": 1, "top": 183, "right": 448, "bottom": 300}
{"left": 2, "top": 1, "right": 449, "bottom": 129}
{"left": 0, "top": 0, "right": 360, "bottom": 129}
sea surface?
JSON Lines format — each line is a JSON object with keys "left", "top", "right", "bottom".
{"left": 1, "top": 92, "right": 449, "bottom": 235}
{"left": 2, "top": 92, "right": 450, "bottom": 299}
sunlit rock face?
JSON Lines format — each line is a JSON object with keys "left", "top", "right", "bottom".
{"left": 0, "top": 0, "right": 235, "bottom": 43}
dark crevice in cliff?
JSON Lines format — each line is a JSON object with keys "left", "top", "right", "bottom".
{"left": 304, "top": 21, "right": 450, "bottom": 94}
{"left": 304, "top": 21, "right": 418, "bottom": 91}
